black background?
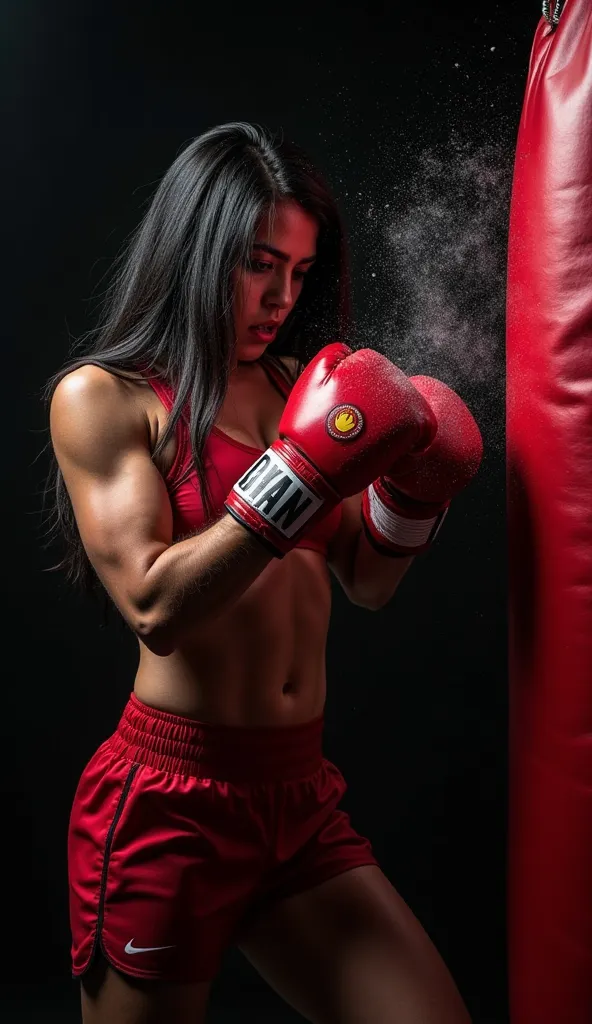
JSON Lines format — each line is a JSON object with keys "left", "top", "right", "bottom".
{"left": 6, "top": 2, "right": 540, "bottom": 1021}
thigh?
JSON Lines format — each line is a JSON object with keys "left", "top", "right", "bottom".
{"left": 239, "top": 865, "right": 471, "bottom": 1024}
{"left": 81, "top": 954, "right": 212, "bottom": 1024}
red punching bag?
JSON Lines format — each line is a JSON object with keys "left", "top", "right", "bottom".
{"left": 507, "top": 2, "right": 592, "bottom": 1022}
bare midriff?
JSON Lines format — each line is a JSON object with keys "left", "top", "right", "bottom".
{"left": 134, "top": 547, "right": 332, "bottom": 726}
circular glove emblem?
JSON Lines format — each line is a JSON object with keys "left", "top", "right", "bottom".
{"left": 326, "top": 404, "right": 364, "bottom": 441}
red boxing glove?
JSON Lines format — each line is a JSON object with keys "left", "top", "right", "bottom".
{"left": 225, "top": 343, "right": 436, "bottom": 557}
{"left": 362, "top": 376, "right": 483, "bottom": 557}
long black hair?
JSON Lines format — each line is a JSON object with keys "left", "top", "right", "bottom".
{"left": 41, "top": 122, "right": 352, "bottom": 599}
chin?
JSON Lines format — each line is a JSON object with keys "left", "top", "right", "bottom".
{"left": 236, "top": 340, "right": 269, "bottom": 362}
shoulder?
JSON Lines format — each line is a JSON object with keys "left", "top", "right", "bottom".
{"left": 51, "top": 365, "right": 120, "bottom": 427}
{"left": 52, "top": 363, "right": 120, "bottom": 402}
{"left": 52, "top": 363, "right": 149, "bottom": 414}
{"left": 50, "top": 364, "right": 148, "bottom": 462}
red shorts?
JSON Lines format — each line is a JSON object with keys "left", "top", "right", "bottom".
{"left": 68, "top": 693, "right": 377, "bottom": 983}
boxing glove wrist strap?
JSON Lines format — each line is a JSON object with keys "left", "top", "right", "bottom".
{"left": 225, "top": 439, "right": 339, "bottom": 558}
{"left": 362, "top": 478, "right": 450, "bottom": 557}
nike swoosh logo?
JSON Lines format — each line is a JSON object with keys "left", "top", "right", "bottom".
{"left": 124, "top": 939, "right": 176, "bottom": 955}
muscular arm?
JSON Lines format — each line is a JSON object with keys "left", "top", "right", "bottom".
{"left": 139, "top": 516, "right": 271, "bottom": 653}
{"left": 328, "top": 493, "right": 415, "bottom": 611}
{"left": 50, "top": 366, "right": 272, "bottom": 656}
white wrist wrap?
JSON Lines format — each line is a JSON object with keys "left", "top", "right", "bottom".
{"left": 367, "top": 482, "right": 448, "bottom": 548}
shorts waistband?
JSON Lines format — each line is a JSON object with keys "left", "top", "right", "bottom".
{"left": 108, "top": 693, "right": 325, "bottom": 782}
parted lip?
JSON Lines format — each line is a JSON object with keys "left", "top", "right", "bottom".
{"left": 250, "top": 320, "right": 282, "bottom": 328}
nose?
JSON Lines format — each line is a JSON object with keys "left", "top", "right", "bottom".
{"left": 265, "top": 270, "right": 294, "bottom": 311}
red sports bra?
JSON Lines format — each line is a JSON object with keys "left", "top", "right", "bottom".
{"left": 143, "top": 355, "right": 342, "bottom": 556}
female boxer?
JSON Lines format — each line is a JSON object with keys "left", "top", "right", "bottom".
{"left": 47, "top": 122, "right": 481, "bottom": 1024}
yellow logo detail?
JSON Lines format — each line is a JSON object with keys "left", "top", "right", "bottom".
{"left": 334, "top": 410, "right": 357, "bottom": 433}
{"left": 326, "top": 404, "right": 363, "bottom": 441}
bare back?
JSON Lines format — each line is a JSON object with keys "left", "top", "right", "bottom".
{"left": 50, "top": 360, "right": 333, "bottom": 726}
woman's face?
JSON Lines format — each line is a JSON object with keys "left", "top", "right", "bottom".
{"left": 232, "top": 200, "right": 318, "bottom": 362}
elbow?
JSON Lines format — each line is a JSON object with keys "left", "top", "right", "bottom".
{"left": 347, "top": 587, "right": 394, "bottom": 612}
{"left": 133, "top": 604, "right": 217, "bottom": 657}
{"left": 140, "top": 629, "right": 176, "bottom": 658}
{"left": 358, "top": 596, "right": 391, "bottom": 612}
{"left": 132, "top": 594, "right": 228, "bottom": 654}
{"left": 131, "top": 576, "right": 178, "bottom": 655}
{"left": 133, "top": 609, "right": 176, "bottom": 657}
{"left": 363, "top": 597, "right": 390, "bottom": 612}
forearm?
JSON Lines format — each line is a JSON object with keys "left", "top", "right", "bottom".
{"left": 137, "top": 514, "right": 273, "bottom": 654}
{"left": 350, "top": 526, "right": 416, "bottom": 610}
